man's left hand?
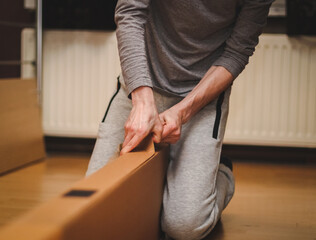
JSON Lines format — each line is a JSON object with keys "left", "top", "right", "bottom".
{"left": 159, "top": 107, "right": 183, "bottom": 144}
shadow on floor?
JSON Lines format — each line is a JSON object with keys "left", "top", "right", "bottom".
{"left": 203, "top": 220, "right": 224, "bottom": 240}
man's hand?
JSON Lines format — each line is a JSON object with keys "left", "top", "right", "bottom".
{"left": 159, "top": 106, "right": 183, "bottom": 144}
{"left": 120, "top": 87, "right": 163, "bottom": 155}
{"left": 158, "top": 66, "right": 233, "bottom": 143}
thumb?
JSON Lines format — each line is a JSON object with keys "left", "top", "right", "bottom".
{"left": 159, "top": 113, "right": 166, "bottom": 126}
{"left": 152, "top": 119, "right": 163, "bottom": 143}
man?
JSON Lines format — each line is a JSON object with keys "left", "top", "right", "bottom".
{"left": 86, "top": 0, "right": 273, "bottom": 239}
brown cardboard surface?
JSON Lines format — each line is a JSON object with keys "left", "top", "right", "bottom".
{"left": 0, "top": 137, "right": 169, "bottom": 240}
{"left": 0, "top": 79, "right": 46, "bottom": 174}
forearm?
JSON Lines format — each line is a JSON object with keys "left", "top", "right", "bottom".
{"left": 175, "top": 66, "right": 233, "bottom": 124}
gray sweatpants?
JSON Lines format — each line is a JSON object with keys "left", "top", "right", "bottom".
{"left": 86, "top": 77, "right": 235, "bottom": 240}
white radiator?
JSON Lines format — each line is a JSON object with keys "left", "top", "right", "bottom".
{"left": 224, "top": 35, "right": 316, "bottom": 148}
{"left": 38, "top": 31, "right": 315, "bottom": 148}
{"left": 42, "top": 31, "right": 120, "bottom": 137}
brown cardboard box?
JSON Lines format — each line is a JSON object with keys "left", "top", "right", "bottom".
{"left": 0, "top": 79, "right": 46, "bottom": 174}
{"left": 0, "top": 137, "right": 169, "bottom": 240}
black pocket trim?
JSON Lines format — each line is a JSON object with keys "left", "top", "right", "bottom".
{"left": 101, "top": 77, "right": 121, "bottom": 122}
{"left": 212, "top": 91, "right": 225, "bottom": 139}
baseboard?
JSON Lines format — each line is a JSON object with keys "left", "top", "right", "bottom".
{"left": 45, "top": 136, "right": 96, "bottom": 153}
{"left": 222, "top": 144, "right": 316, "bottom": 163}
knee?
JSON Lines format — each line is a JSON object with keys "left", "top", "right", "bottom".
{"left": 161, "top": 206, "right": 217, "bottom": 240}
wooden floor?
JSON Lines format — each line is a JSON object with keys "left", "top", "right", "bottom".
{"left": 0, "top": 153, "right": 315, "bottom": 239}
{"left": 0, "top": 153, "right": 89, "bottom": 227}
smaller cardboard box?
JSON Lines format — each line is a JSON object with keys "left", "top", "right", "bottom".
{"left": 0, "top": 137, "right": 169, "bottom": 239}
{"left": 0, "top": 79, "right": 45, "bottom": 174}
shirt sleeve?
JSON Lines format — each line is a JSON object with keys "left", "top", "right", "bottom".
{"left": 212, "top": 0, "right": 274, "bottom": 79}
{"left": 115, "top": 0, "right": 152, "bottom": 96}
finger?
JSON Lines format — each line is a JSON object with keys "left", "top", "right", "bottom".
{"left": 120, "top": 133, "right": 146, "bottom": 155}
{"left": 122, "top": 124, "right": 135, "bottom": 148}
{"left": 152, "top": 122, "right": 163, "bottom": 143}
{"left": 161, "top": 124, "right": 174, "bottom": 140}
{"left": 122, "top": 118, "right": 136, "bottom": 149}
{"left": 160, "top": 127, "right": 181, "bottom": 144}
{"left": 159, "top": 114, "right": 166, "bottom": 125}
{"left": 122, "top": 120, "right": 133, "bottom": 149}
{"left": 152, "top": 132, "right": 161, "bottom": 143}
{"left": 161, "top": 136, "right": 180, "bottom": 144}
{"left": 122, "top": 133, "right": 133, "bottom": 149}
{"left": 152, "top": 126, "right": 161, "bottom": 143}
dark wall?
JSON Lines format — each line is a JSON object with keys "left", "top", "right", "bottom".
{"left": 0, "top": 0, "right": 35, "bottom": 79}
{"left": 43, "top": 0, "right": 118, "bottom": 30}
{"left": 287, "top": 0, "right": 316, "bottom": 35}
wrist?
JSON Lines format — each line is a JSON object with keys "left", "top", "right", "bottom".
{"left": 173, "top": 100, "right": 193, "bottom": 124}
{"left": 131, "top": 86, "right": 155, "bottom": 106}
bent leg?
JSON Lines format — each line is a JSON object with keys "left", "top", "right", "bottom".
{"left": 161, "top": 88, "right": 234, "bottom": 240}
{"left": 85, "top": 80, "right": 132, "bottom": 176}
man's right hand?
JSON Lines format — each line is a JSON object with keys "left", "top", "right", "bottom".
{"left": 120, "top": 86, "right": 163, "bottom": 155}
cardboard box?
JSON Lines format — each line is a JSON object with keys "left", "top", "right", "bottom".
{"left": 0, "top": 79, "right": 45, "bottom": 174}
{"left": 0, "top": 137, "right": 169, "bottom": 240}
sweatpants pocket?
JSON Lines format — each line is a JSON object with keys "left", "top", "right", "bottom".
{"left": 102, "top": 77, "right": 121, "bottom": 122}
{"left": 212, "top": 91, "right": 225, "bottom": 139}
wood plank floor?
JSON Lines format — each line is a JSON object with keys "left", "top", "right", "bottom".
{"left": 205, "top": 162, "right": 316, "bottom": 240}
{"left": 0, "top": 153, "right": 89, "bottom": 227}
{"left": 0, "top": 153, "right": 315, "bottom": 239}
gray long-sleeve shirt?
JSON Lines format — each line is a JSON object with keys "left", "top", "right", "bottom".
{"left": 115, "top": 0, "right": 273, "bottom": 97}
